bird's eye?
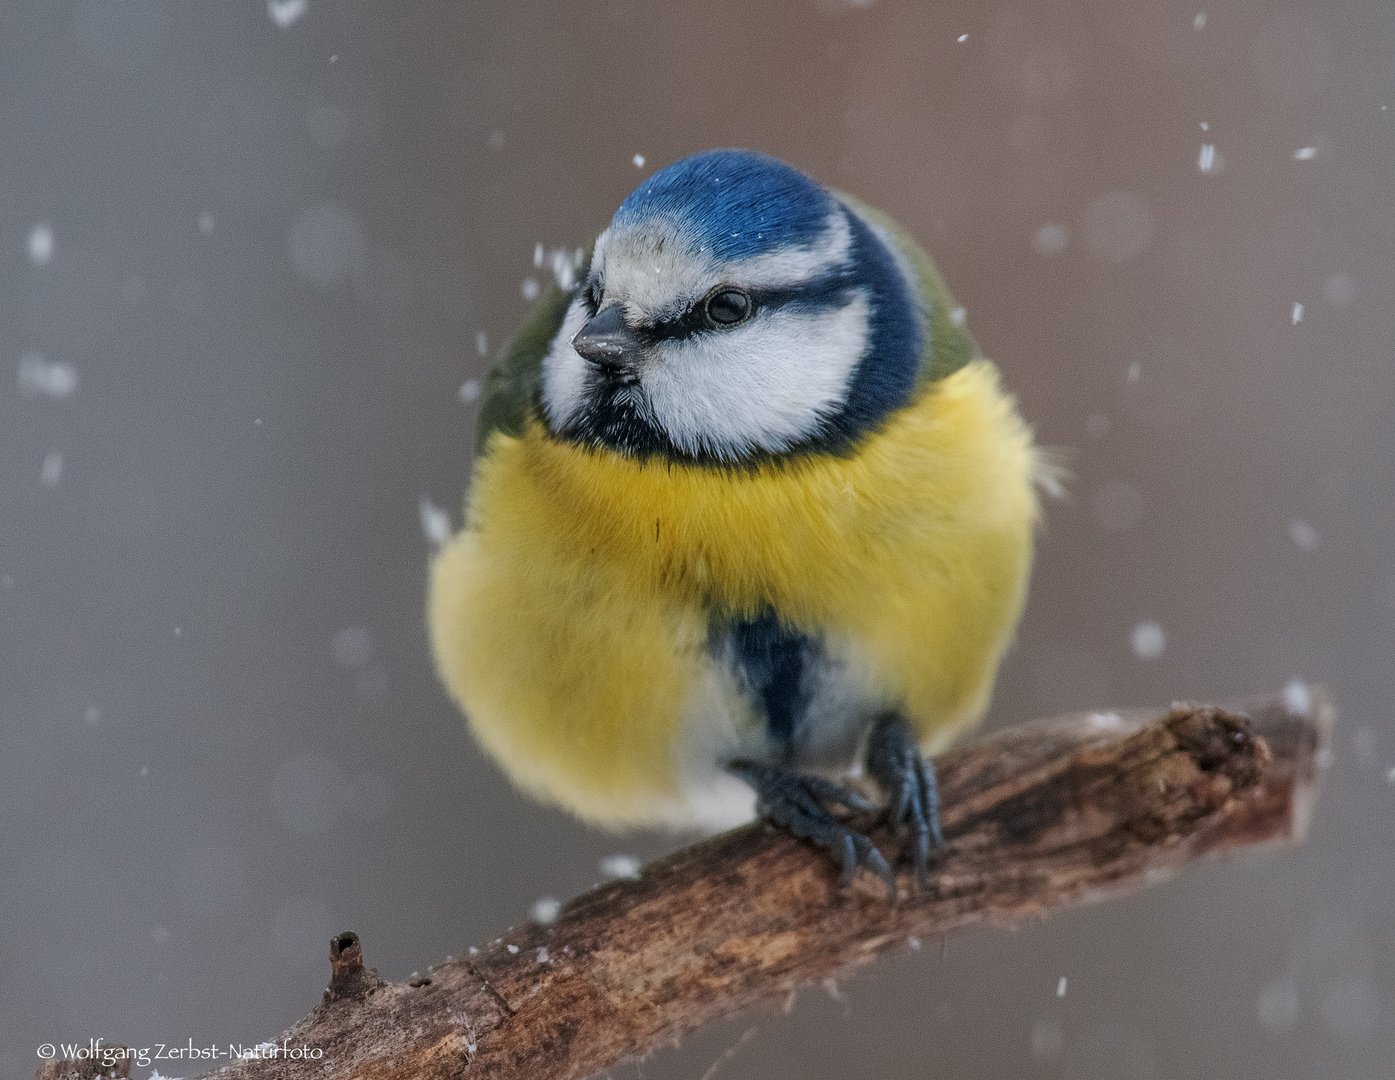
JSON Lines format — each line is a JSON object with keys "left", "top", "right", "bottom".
{"left": 703, "top": 287, "right": 752, "bottom": 328}
{"left": 585, "top": 281, "right": 603, "bottom": 315}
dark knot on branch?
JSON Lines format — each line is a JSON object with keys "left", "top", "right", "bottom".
{"left": 325, "top": 931, "right": 385, "bottom": 1004}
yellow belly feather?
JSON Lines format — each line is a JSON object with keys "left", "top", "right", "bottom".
{"left": 428, "top": 360, "right": 1038, "bottom": 828}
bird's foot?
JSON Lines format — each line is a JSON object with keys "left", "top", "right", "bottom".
{"left": 728, "top": 760, "right": 896, "bottom": 900}
{"left": 866, "top": 713, "right": 943, "bottom": 888}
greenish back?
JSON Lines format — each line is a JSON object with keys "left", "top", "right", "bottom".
{"left": 474, "top": 260, "right": 589, "bottom": 457}
{"left": 837, "top": 193, "right": 980, "bottom": 386}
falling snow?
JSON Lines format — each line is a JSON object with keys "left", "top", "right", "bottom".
{"left": 40, "top": 451, "right": 64, "bottom": 488}
{"left": 5, "top": 17, "right": 1384, "bottom": 1077}
{"left": 600, "top": 853, "right": 641, "bottom": 880}
{"left": 1131, "top": 621, "right": 1166, "bottom": 660}
{"left": 27, "top": 223, "right": 54, "bottom": 264}
{"left": 1284, "top": 681, "right": 1312, "bottom": 716}
{"left": 1288, "top": 519, "right": 1319, "bottom": 551}
{"left": 1031, "top": 223, "right": 1070, "bottom": 256}
{"left": 268, "top": 0, "right": 307, "bottom": 29}
{"left": 17, "top": 353, "right": 77, "bottom": 398}
{"left": 529, "top": 246, "right": 581, "bottom": 292}
{"left": 531, "top": 897, "right": 561, "bottom": 924}
{"left": 419, "top": 497, "right": 452, "bottom": 547}
{"left": 550, "top": 249, "right": 576, "bottom": 290}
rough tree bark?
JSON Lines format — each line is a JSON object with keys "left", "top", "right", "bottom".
{"left": 40, "top": 689, "right": 1331, "bottom": 1080}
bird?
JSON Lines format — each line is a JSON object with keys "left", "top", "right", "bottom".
{"left": 428, "top": 148, "right": 1040, "bottom": 895}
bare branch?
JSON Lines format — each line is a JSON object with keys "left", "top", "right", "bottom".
{"left": 40, "top": 689, "right": 1332, "bottom": 1080}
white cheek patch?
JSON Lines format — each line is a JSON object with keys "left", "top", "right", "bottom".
{"left": 539, "top": 296, "right": 593, "bottom": 431}
{"left": 641, "top": 293, "right": 870, "bottom": 458}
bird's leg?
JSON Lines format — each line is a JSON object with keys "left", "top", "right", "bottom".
{"left": 728, "top": 760, "right": 896, "bottom": 900}
{"left": 865, "top": 712, "right": 943, "bottom": 888}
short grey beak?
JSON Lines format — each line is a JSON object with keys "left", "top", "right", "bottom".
{"left": 572, "top": 305, "right": 642, "bottom": 373}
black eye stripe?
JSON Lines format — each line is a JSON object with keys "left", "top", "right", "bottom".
{"left": 639, "top": 274, "right": 859, "bottom": 344}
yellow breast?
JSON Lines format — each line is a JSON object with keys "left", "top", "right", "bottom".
{"left": 428, "top": 359, "right": 1038, "bottom": 828}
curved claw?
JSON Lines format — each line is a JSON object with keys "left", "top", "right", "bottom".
{"left": 853, "top": 836, "right": 896, "bottom": 898}
{"left": 866, "top": 714, "right": 944, "bottom": 889}
{"left": 837, "top": 833, "right": 857, "bottom": 885}
{"left": 730, "top": 760, "right": 896, "bottom": 900}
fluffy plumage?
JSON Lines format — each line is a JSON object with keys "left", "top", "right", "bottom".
{"left": 429, "top": 149, "right": 1040, "bottom": 835}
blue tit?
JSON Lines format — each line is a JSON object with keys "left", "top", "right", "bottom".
{"left": 429, "top": 149, "right": 1040, "bottom": 892}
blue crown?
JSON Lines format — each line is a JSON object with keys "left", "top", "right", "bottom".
{"left": 612, "top": 149, "right": 836, "bottom": 262}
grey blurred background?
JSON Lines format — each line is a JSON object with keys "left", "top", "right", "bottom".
{"left": 2, "top": 1, "right": 1392, "bottom": 1077}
